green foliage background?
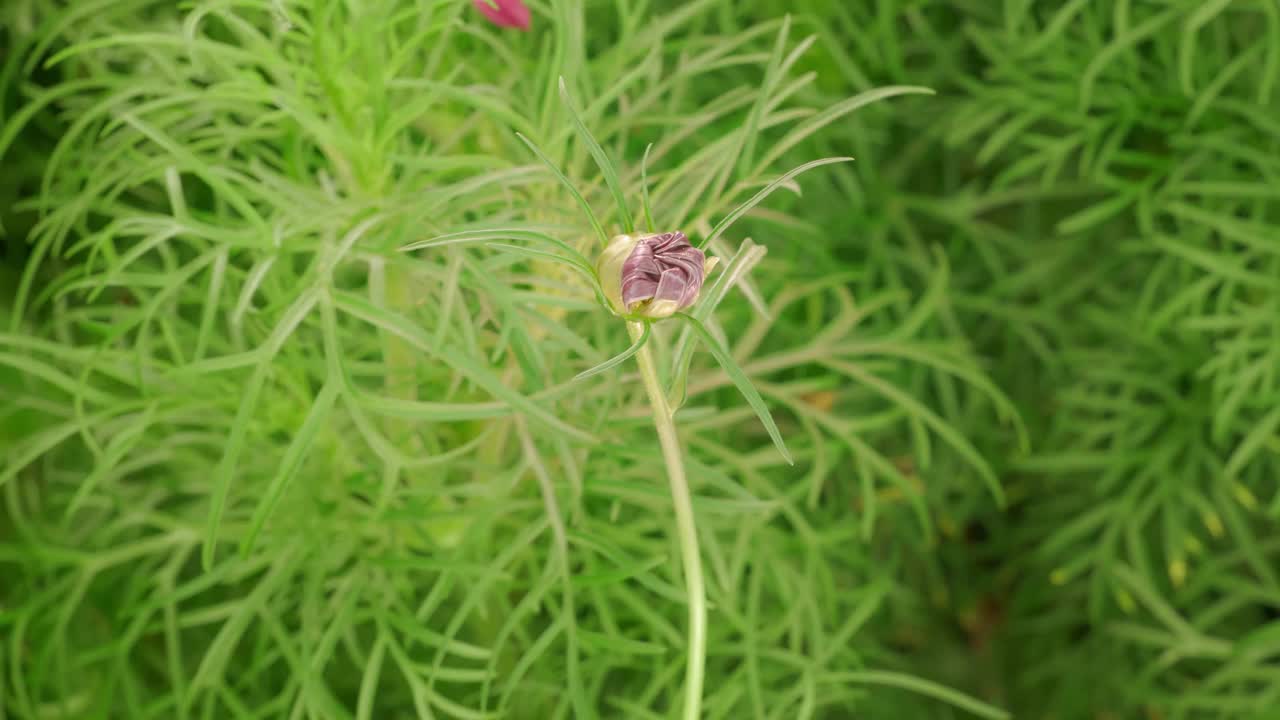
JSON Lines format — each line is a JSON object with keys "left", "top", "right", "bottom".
{"left": 2, "top": 0, "right": 1278, "bottom": 717}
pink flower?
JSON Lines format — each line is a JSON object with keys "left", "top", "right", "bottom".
{"left": 473, "top": 0, "right": 530, "bottom": 31}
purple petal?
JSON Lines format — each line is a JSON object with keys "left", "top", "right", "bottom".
{"left": 653, "top": 269, "right": 686, "bottom": 304}
{"left": 620, "top": 232, "right": 707, "bottom": 314}
{"left": 473, "top": 0, "right": 530, "bottom": 30}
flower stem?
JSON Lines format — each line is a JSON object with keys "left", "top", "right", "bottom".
{"left": 628, "top": 321, "right": 705, "bottom": 720}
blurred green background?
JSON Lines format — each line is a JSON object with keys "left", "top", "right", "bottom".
{"left": 3, "top": 0, "right": 1279, "bottom": 718}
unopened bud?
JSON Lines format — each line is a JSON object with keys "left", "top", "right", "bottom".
{"left": 596, "top": 231, "right": 717, "bottom": 319}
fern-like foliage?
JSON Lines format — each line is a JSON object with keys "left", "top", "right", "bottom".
{"left": 0, "top": 1, "right": 1013, "bottom": 718}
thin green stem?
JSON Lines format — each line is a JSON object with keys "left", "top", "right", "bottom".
{"left": 628, "top": 321, "right": 705, "bottom": 720}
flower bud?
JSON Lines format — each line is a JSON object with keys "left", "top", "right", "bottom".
{"left": 597, "top": 231, "right": 717, "bottom": 319}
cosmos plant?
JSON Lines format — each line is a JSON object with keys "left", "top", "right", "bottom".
{"left": 400, "top": 77, "right": 863, "bottom": 719}
{"left": 1, "top": 1, "right": 1019, "bottom": 716}
{"left": 6, "top": 0, "right": 1277, "bottom": 716}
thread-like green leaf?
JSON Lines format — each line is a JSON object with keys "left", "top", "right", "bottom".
{"left": 674, "top": 312, "right": 792, "bottom": 464}
{"left": 574, "top": 322, "right": 650, "bottom": 382}
{"left": 700, "top": 157, "right": 852, "bottom": 249}
{"left": 332, "top": 290, "right": 596, "bottom": 444}
{"left": 515, "top": 132, "right": 609, "bottom": 248}
{"left": 641, "top": 143, "right": 656, "bottom": 233}
{"left": 239, "top": 379, "right": 340, "bottom": 558}
{"left": 400, "top": 227, "right": 592, "bottom": 271}
{"left": 560, "top": 76, "right": 635, "bottom": 234}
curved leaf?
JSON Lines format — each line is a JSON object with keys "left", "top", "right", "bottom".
{"left": 673, "top": 312, "right": 792, "bottom": 464}
{"left": 574, "top": 322, "right": 650, "bottom": 382}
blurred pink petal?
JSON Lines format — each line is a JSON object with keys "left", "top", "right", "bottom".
{"left": 473, "top": 0, "right": 530, "bottom": 30}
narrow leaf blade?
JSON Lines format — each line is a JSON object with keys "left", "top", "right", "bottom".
{"left": 240, "top": 379, "right": 340, "bottom": 557}
{"left": 516, "top": 132, "right": 609, "bottom": 248}
{"left": 332, "top": 290, "right": 596, "bottom": 444}
{"left": 701, "top": 157, "right": 853, "bottom": 249}
{"left": 401, "top": 227, "right": 591, "bottom": 268}
{"left": 674, "top": 312, "right": 792, "bottom": 464}
{"left": 641, "top": 143, "right": 656, "bottom": 233}
{"left": 574, "top": 323, "right": 650, "bottom": 382}
{"left": 560, "top": 77, "right": 635, "bottom": 233}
